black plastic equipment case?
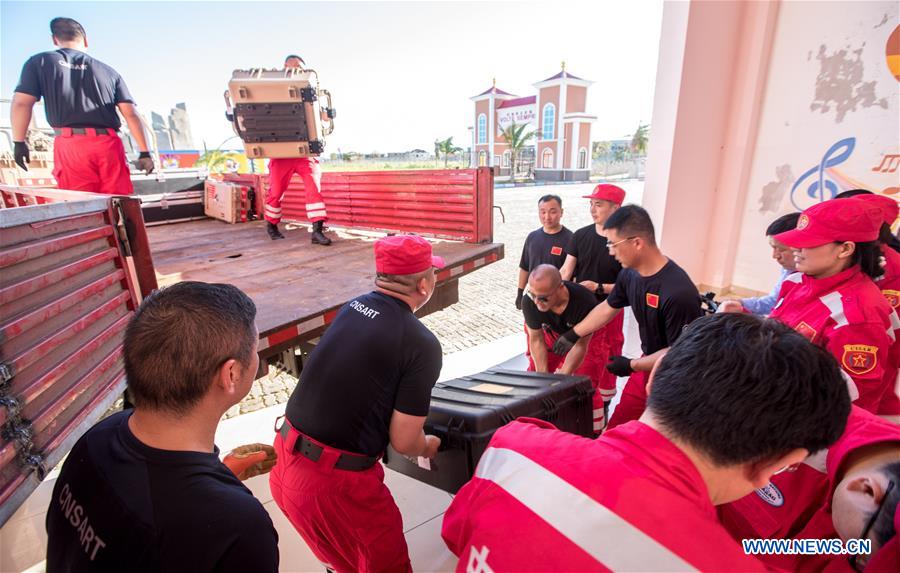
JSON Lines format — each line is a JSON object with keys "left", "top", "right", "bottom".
{"left": 384, "top": 368, "right": 593, "bottom": 493}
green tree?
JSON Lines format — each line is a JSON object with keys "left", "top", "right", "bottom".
{"left": 497, "top": 122, "right": 537, "bottom": 179}
{"left": 436, "top": 137, "right": 463, "bottom": 168}
{"left": 196, "top": 150, "right": 234, "bottom": 173}
{"left": 592, "top": 140, "right": 611, "bottom": 160}
{"left": 630, "top": 123, "right": 650, "bottom": 156}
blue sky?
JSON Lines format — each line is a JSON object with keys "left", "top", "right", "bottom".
{"left": 1, "top": 0, "right": 664, "bottom": 153}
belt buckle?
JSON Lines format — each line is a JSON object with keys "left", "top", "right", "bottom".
{"left": 273, "top": 414, "right": 285, "bottom": 434}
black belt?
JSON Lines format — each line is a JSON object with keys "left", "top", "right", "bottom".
{"left": 54, "top": 127, "right": 116, "bottom": 136}
{"left": 279, "top": 421, "right": 378, "bottom": 472}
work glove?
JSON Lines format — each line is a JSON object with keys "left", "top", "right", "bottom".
{"left": 222, "top": 443, "right": 277, "bottom": 481}
{"left": 552, "top": 329, "right": 580, "bottom": 355}
{"left": 135, "top": 151, "right": 154, "bottom": 175}
{"left": 606, "top": 355, "right": 634, "bottom": 377}
{"left": 14, "top": 141, "right": 30, "bottom": 171}
{"left": 515, "top": 288, "right": 524, "bottom": 310}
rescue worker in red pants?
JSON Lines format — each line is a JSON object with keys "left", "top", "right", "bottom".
{"left": 523, "top": 265, "right": 605, "bottom": 434}
{"left": 270, "top": 234, "right": 443, "bottom": 573}
{"left": 751, "top": 198, "right": 897, "bottom": 413}
{"left": 559, "top": 184, "right": 625, "bottom": 425}
{"left": 552, "top": 205, "right": 702, "bottom": 430}
{"left": 719, "top": 406, "right": 900, "bottom": 572}
{"left": 443, "top": 313, "right": 851, "bottom": 572}
{"left": 11, "top": 17, "right": 153, "bottom": 194}
{"left": 263, "top": 54, "right": 331, "bottom": 244}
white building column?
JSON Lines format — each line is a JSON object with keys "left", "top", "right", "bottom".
{"left": 556, "top": 84, "right": 567, "bottom": 171}
{"left": 488, "top": 96, "right": 496, "bottom": 167}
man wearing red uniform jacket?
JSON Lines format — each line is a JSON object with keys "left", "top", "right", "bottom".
{"left": 559, "top": 184, "right": 626, "bottom": 420}
{"left": 443, "top": 313, "right": 851, "bottom": 572}
{"left": 768, "top": 198, "right": 898, "bottom": 413}
{"left": 12, "top": 18, "right": 153, "bottom": 194}
{"left": 262, "top": 54, "right": 332, "bottom": 245}
{"left": 719, "top": 406, "right": 900, "bottom": 572}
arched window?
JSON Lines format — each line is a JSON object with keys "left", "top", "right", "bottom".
{"left": 502, "top": 150, "right": 511, "bottom": 168}
{"left": 477, "top": 114, "right": 487, "bottom": 144}
{"left": 542, "top": 148, "right": 554, "bottom": 169}
{"left": 478, "top": 150, "right": 487, "bottom": 166}
{"left": 541, "top": 104, "right": 555, "bottom": 140}
{"left": 578, "top": 148, "right": 588, "bottom": 170}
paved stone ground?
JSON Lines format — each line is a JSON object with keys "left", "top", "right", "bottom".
{"left": 226, "top": 179, "right": 645, "bottom": 417}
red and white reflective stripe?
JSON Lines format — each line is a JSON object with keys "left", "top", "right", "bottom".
{"left": 306, "top": 202, "right": 326, "bottom": 211}
{"left": 598, "top": 388, "right": 618, "bottom": 399}
{"left": 436, "top": 253, "right": 499, "bottom": 282}
{"left": 265, "top": 205, "right": 282, "bottom": 216}
{"left": 819, "top": 292, "right": 848, "bottom": 329}
{"left": 307, "top": 210, "right": 327, "bottom": 219}
{"left": 474, "top": 447, "right": 697, "bottom": 572}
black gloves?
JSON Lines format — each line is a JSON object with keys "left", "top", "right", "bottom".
{"left": 552, "top": 329, "right": 580, "bottom": 355}
{"left": 14, "top": 141, "right": 30, "bottom": 171}
{"left": 515, "top": 288, "right": 524, "bottom": 310}
{"left": 135, "top": 151, "right": 154, "bottom": 174}
{"left": 606, "top": 355, "right": 634, "bottom": 377}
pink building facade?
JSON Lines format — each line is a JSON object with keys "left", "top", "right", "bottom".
{"left": 470, "top": 66, "right": 596, "bottom": 181}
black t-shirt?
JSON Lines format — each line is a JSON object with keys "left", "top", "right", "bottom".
{"left": 567, "top": 224, "right": 623, "bottom": 302}
{"left": 522, "top": 281, "right": 599, "bottom": 336}
{"left": 519, "top": 227, "right": 574, "bottom": 272}
{"left": 606, "top": 259, "right": 702, "bottom": 355}
{"left": 286, "top": 291, "right": 442, "bottom": 457}
{"left": 15, "top": 49, "right": 134, "bottom": 128}
{"left": 45, "top": 411, "right": 278, "bottom": 573}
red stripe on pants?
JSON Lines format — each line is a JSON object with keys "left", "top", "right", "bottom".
{"left": 269, "top": 430, "right": 411, "bottom": 573}
{"left": 52, "top": 132, "right": 133, "bottom": 195}
{"left": 606, "top": 369, "right": 651, "bottom": 430}
{"left": 266, "top": 157, "right": 326, "bottom": 224}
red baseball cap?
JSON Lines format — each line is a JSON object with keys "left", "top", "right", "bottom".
{"left": 374, "top": 235, "right": 444, "bottom": 275}
{"left": 583, "top": 184, "right": 626, "bottom": 205}
{"left": 854, "top": 193, "right": 899, "bottom": 227}
{"left": 775, "top": 199, "right": 883, "bottom": 248}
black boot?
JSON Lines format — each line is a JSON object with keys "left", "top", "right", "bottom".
{"left": 311, "top": 221, "right": 331, "bottom": 245}
{"left": 267, "top": 222, "right": 285, "bottom": 240}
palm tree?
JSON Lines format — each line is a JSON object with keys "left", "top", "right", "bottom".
{"left": 196, "top": 149, "right": 233, "bottom": 173}
{"left": 436, "top": 137, "right": 463, "bottom": 168}
{"left": 630, "top": 123, "right": 650, "bottom": 156}
{"left": 497, "top": 122, "right": 537, "bottom": 179}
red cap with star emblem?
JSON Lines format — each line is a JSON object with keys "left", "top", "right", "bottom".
{"left": 854, "top": 193, "right": 899, "bottom": 227}
{"left": 775, "top": 198, "right": 883, "bottom": 248}
{"left": 583, "top": 184, "right": 626, "bottom": 205}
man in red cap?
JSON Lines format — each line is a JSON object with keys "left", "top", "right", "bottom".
{"left": 763, "top": 198, "right": 898, "bottom": 413}
{"left": 263, "top": 54, "right": 331, "bottom": 245}
{"left": 554, "top": 183, "right": 625, "bottom": 430}
{"left": 443, "top": 314, "right": 851, "bottom": 572}
{"left": 270, "top": 234, "right": 444, "bottom": 573}
{"left": 719, "top": 406, "right": 900, "bottom": 572}
{"left": 552, "top": 205, "right": 702, "bottom": 430}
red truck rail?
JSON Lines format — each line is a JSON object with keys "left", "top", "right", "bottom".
{"left": 0, "top": 191, "right": 150, "bottom": 526}
{"left": 226, "top": 167, "right": 494, "bottom": 243}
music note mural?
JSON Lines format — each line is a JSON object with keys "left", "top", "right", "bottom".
{"left": 789, "top": 137, "right": 856, "bottom": 211}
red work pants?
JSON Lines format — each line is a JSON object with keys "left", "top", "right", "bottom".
{"left": 606, "top": 369, "right": 651, "bottom": 430}
{"left": 269, "top": 424, "right": 411, "bottom": 573}
{"left": 52, "top": 129, "right": 133, "bottom": 195}
{"left": 265, "top": 157, "right": 326, "bottom": 224}
{"left": 527, "top": 313, "right": 624, "bottom": 434}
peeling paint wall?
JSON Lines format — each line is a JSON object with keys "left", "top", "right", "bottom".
{"left": 732, "top": 1, "right": 899, "bottom": 293}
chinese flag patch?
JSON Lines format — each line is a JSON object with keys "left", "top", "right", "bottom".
{"left": 646, "top": 293, "right": 660, "bottom": 308}
{"left": 841, "top": 344, "right": 878, "bottom": 376}
{"left": 794, "top": 321, "right": 817, "bottom": 341}
{"left": 550, "top": 246, "right": 563, "bottom": 256}
{"left": 883, "top": 289, "right": 900, "bottom": 309}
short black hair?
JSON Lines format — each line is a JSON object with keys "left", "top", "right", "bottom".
{"left": 872, "top": 461, "right": 900, "bottom": 548}
{"left": 647, "top": 313, "right": 850, "bottom": 466}
{"left": 284, "top": 54, "right": 306, "bottom": 65}
{"left": 766, "top": 212, "right": 801, "bottom": 236}
{"left": 603, "top": 204, "right": 656, "bottom": 246}
{"left": 50, "top": 17, "right": 85, "bottom": 41}
{"left": 538, "top": 194, "right": 562, "bottom": 207}
{"left": 124, "top": 282, "right": 257, "bottom": 414}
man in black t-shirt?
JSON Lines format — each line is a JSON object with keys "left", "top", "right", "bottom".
{"left": 552, "top": 205, "right": 702, "bottom": 431}
{"left": 270, "top": 234, "right": 443, "bottom": 573}
{"left": 516, "top": 194, "right": 573, "bottom": 309}
{"left": 45, "top": 282, "right": 279, "bottom": 573}
{"left": 12, "top": 18, "right": 152, "bottom": 194}
{"left": 559, "top": 184, "right": 627, "bottom": 417}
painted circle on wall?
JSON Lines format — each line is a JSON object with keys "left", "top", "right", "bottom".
{"left": 887, "top": 25, "right": 900, "bottom": 81}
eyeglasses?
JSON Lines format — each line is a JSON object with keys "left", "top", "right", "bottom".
{"left": 848, "top": 479, "right": 894, "bottom": 572}
{"left": 606, "top": 236, "right": 637, "bottom": 249}
{"left": 530, "top": 292, "right": 553, "bottom": 303}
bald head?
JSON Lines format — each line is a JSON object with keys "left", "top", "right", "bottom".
{"left": 530, "top": 264, "right": 561, "bottom": 286}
